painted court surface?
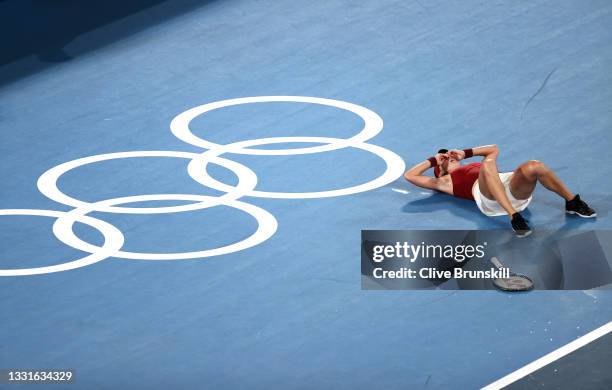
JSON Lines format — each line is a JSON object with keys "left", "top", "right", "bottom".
{"left": 1, "top": 1, "right": 611, "bottom": 388}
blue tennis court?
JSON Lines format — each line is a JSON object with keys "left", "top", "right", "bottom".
{"left": 1, "top": 0, "right": 611, "bottom": 388}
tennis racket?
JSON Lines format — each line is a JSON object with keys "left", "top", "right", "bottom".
{"left": 490, "top": 256, "right": 534, "bottom": 292}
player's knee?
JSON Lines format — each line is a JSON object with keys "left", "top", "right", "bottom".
{"left": 523, "top": 160, "right": 547, "bottom": 176}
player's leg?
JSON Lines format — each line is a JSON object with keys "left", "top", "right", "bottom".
{"left": 509, "top": 160, "right": 596, "bottom": 217}
{"left": 478, "top": 154, "right": 531, "bottom": 236}
{"left": 509, "top": 160, "right": 573, "bottom": 200}
{"left": 477, "top": 155, "right": 517, "bottom": 217}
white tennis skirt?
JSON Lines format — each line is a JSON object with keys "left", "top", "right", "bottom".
{"left": 472, "top": 172, "right": 532, "bottom": 217}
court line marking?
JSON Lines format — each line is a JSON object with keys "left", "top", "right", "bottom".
{"left": 481, "top": 320, "right": 612, "bottom": 389}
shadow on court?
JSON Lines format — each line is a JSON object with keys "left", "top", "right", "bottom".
{"left": 401, "top": 193, "right": 611, "bottom": 230}
{"left": 0, "top": 0, "right": 216, "bottom": 87}
{"left": 401, "top": 193, "right": 509, "bottom": 229}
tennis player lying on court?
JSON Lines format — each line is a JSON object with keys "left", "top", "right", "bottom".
{"left": 403, "top": 144, "right": 596, "bottom": 237}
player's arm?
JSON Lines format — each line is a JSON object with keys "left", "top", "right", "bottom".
{"left": 403, "top": 156, "right": 442, "bottom": 190}
{"left": 449, "top": 144, "right": 499, "bottom": 160}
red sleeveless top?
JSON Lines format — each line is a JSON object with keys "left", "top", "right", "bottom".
{"left": 449, "top": 162, "right": 481, "bottom": 200}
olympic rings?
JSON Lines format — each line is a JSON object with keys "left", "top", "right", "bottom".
{"left": 1, "top": 96, "right": 405, "bottom": 276}
{"left": 170, "top": 96, "right": 384, "bottom": 155}
{"left": 187, "top": 136, "right": 406, "bottom": 199}
{"left": 52, "top": 194, "right": 277, "bottom": 260}
{"left": 37, "top": 151, "right": 258, "bottom": 214}
{"left": 0, "top": 209, "right": 124, "bottom": 276}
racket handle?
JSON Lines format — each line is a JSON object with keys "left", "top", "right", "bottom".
{"left": 490, "top": 256, "right": 504, "bottom": 269}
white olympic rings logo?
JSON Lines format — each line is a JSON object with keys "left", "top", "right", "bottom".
{"left": 0, "top": 96, "right": 405, "bottom": 276}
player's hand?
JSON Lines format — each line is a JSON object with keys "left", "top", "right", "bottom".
{"left": 434, "top": 152, "right": 448, "bottom": 166}
{"left": 448, "top": 149, "right": 465, "bottom": 161}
